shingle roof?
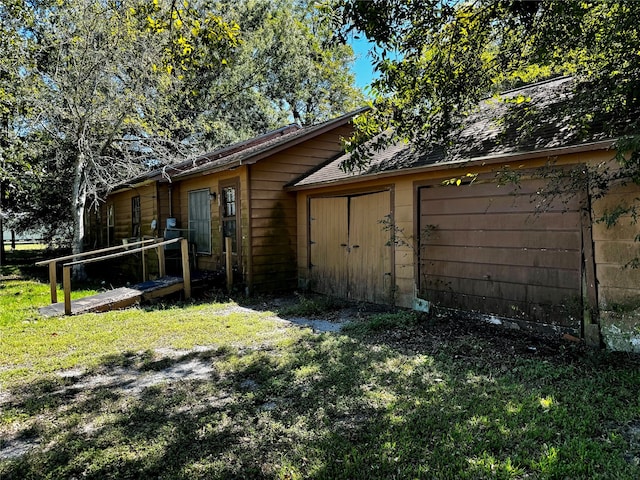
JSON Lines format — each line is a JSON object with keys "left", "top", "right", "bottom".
{"left": 112, "top": 107, "right": 367, "bottom": 190}
{"left": 291, "top": 76, "right": 628, "bottom": 188}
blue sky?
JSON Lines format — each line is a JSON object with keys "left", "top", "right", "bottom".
{"left": 349, "top": 35, "right": 377, "bottom": 91}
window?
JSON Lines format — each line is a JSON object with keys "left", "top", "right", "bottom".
{"left": 188, "top": 189, "right": 211, "bottom": 254}
{"left": 131, "top": 196, "right": 141, "bottom": 238}
{"left": 221, "top": 184, "right": 237, "bottom": 253}
{"left": 107, "top": 204, "right": 115, "bottom": 246}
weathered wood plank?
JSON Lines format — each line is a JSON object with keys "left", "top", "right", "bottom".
{"left": 426, "top": 229, "right": 581, "bottom": 249}
{"left": 48, "top": 263, "right": 57, "bottom": 304}
{"left": 422, "top": 259, "right": 579, "bottom": 287}
{"left": 418, "top": 177, "right": 584, "bottom": 327}
{"left": 38, "top": 276, "right": 184, "bottom": 317}
{"left": 422, "top": 245, "right": 581, "bottom": 270}
{"left": 422, "top": 194, "right": 579, "bottom": 215}
{"left": 421, "top": 212, "right": 581, "bottom": 231}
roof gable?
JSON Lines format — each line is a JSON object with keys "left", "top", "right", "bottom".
{"left": 111, "top": 107, "right": 367, "bottom": 191}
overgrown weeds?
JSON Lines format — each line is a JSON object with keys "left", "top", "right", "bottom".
{"left": 342, "top": 310, "right": 422, "bottom": 334}
{"left": 276, "top": 293, "right": 348, "bottom": 317}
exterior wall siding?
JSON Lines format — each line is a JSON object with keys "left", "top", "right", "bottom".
{"left": 105, "top": 183, "right": 159, "bottom": 244}
{"left": 296, "top": 149, "right": 640, "bottom": 350}
{"left": 591, "top": 177, "right": 640, "bottom": 352}
{"left": 173, "top": 168, "right": 249, "bottom": 276}
{"left": 250, "top": 125, "right": 352, "bottom": 292}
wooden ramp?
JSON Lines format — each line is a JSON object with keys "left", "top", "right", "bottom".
{"left": 39, "top": 276, "right": 184, "bottom": 317}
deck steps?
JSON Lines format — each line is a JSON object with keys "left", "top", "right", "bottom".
{"left": 39, "top": 276, "right": 184, "bottom": 317}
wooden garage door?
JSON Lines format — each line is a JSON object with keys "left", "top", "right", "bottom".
{"left": 418, "top": 179, "right": 583, "bottom": 328}
{"left": 310, "top": 191, "right": 392, "bottom": 303}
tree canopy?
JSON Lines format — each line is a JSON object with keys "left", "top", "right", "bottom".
{"left": 0, "top": 0, "right": 363, "bottom": 255}
{"left": 331, "top": 0, "right": 640, "bottom": 171}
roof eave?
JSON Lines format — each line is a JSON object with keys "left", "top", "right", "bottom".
{"left": 108, "top": 177, "right": 158, "bottom": 194}
{"left": 286, "top": 139, "right": 617, "bottom": 191}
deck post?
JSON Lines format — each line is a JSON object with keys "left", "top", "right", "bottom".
{"left": 142, "top": 247, "right": 147, "bottom": 281}
{"left": 63, "top": 265, "right": 72, "bottom": 315}
{"left": 180, "top": 238, "right": 191, "bottom": 299}
{"left": 157, "top": 241, "right": 166, "bottom": 278}
{"left": 225, "top": 236, "right": 233, "bottom": 292}
{"left": 48, "top": 262, "right": 58, "bottom": 304}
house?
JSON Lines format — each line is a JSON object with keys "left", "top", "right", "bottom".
{"left": 287, "top": 77, "right": 640, "bottom": 352}
{"left": 92, "top": 108, "right": 364, "bottom": 292}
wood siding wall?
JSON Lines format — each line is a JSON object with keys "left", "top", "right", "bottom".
{"left": 418, "top": 179, "right": 583, "bottom": 329}
{"left": 173, "top": 168, "right": 249, "bottom": 274}
{"left": 93, "top": 183, "right": 160, "bottom": 282}
{"left": 296, "top": 150, "right": 633, "bottom": 327}
{"left": 249, "top": 125, "right": 352, "bottom": 291}
{"left": 103, "top": 183, "right": 159, "bottom": 244}
{"left": 592, "top": 180, "right": 640, "bottom": 308}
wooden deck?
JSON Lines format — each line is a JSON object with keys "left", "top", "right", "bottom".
{"left": 39, "top": 276, "right": 184, "bottom": 317}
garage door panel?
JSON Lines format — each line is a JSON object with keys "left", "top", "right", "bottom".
{"left": 423, "top": 259, "right": 580, "bottom": 288}
{"left": 419, "top": 178, "right": 568, "bottom": 200}
{"left": 422, "top": 245, "right": 581, "bottom": 270}
{"left": 419, "top": 178, "right": 583, "bottom": 327}
{"left": 423, "top": 194, "right": 580, "bottom": 215}
{"left": 427, "top": 288, "right": 578, "bottom": 326}
{"left": 424, "top": 275, "right": 580, "bottom": 308}
{"left": 421, "top": 212, "right": 581, "bottom": 231}
{"left": 425, "top": 229, "right": 581, "bottom": 250}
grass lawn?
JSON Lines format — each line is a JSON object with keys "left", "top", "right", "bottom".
{"left": 1, "top": 248, "right": 640, "bottom": 479}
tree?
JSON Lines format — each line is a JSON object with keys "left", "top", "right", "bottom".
{"left": 250, "top": 0, "right": 363, "bottom": 126}
{"left": 0, "top": 0, "right": 37, "bottom": 264}
{"left": 330, "top": 1, "right": 640, "bottom": 171}
{"left": 10, "top": 0, "right": 239, "bottom": 276}
{"left": 4, "top": 0, "right": 362, "bottom": 272}
{"left": 192, "top": 0, "right": 364, "bottom": 141}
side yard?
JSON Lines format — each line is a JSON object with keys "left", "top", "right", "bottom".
{"left": 1, "top": 249, "right": 640, "bottom": 479}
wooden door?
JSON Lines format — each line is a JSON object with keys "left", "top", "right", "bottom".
{"left": 309, "top": 197, "right": 349, "bottom": 297}
{"left": 348, "top": 192, "right": 392, "bottom": 303}
{"left": 418, "top": 179, "right": 583, "bottom": 328}
{"left": 309, "top": 191, "right": 392, "bottom": 303}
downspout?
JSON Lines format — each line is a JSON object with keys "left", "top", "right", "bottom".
{"left": 168, "top": 185, "right": 173, "bottom": 218}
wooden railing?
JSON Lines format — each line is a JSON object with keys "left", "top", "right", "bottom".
{"left": 36, "top": 237, "right": 191, "bottom": 315}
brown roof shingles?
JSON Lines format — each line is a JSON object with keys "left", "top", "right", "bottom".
{"left": 112, "top": 107, "right": 367, "bottom": 190}
{"left": 292, "top": 76, "right": 626, "bottom": 188}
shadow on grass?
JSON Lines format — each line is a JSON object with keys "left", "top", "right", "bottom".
{"left": 2, "top": 318, "right": 640, "bottom": 479}
{"left": 0, "top": 247, "right": 66, "bottom": 283}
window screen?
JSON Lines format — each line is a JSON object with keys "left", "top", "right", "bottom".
{"left": 221, "top": 185, "right": 237, "bottom": 253}
{"left": 188, "top": 189, "right": 211, "bottom": 254}
{"left": 107, "top": 204, "right": 115, "bottom": 246}
{"left": 131, "top": 196, "right": 141, "bottom": 237}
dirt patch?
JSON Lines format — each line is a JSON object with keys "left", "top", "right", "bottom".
{"left": 65, "top": 357, "right": 216, "bottom": 396}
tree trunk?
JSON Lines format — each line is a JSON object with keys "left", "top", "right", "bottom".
{"left": 70, "top": 153, "right": 88, "bottom": 281}
{"left": 0, "top": 181, "right": 5, "bottom": 267}
{"left": 0, "top": 216, "right": 5, "bottom": 267}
